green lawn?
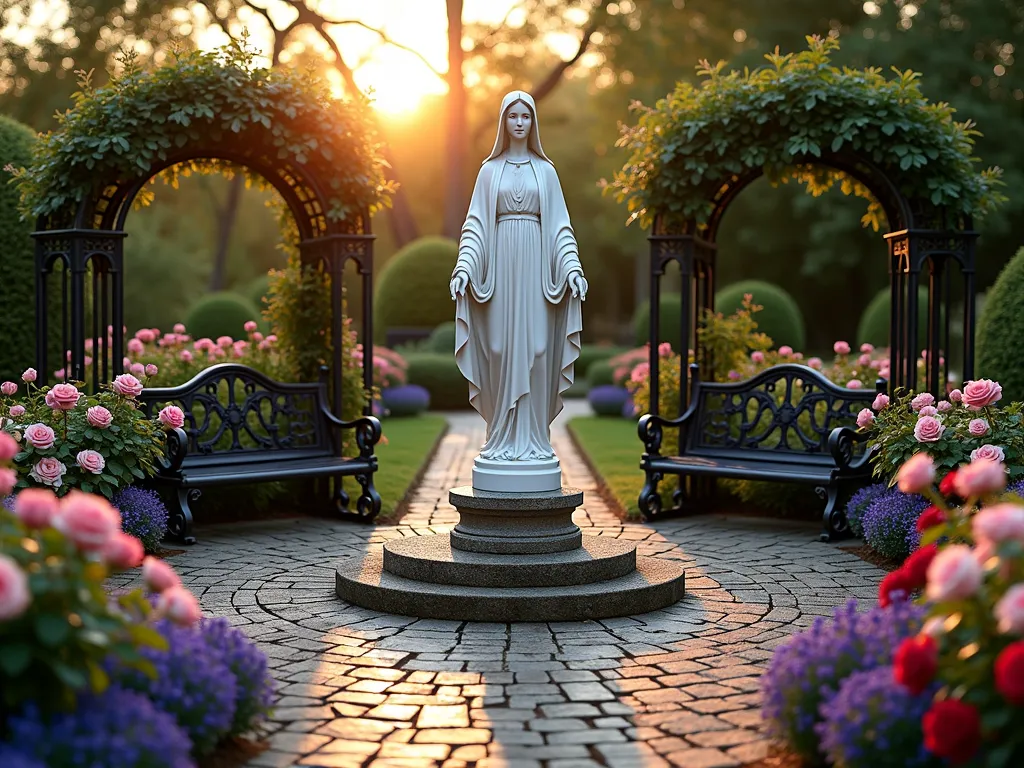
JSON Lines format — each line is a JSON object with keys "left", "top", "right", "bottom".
{"left": 567, "top": 416, "right": 647, "bottom": 519}
{"left": 347, "top": 414, "right": 448, "bottom": 520}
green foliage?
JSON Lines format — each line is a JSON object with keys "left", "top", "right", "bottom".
{"left": 715, "top": 280, "right": 806, "bottom": 351}
{"left": 856, "top": 286, "right": 930, "bottom": 349}
{"left": 426, "top": 321, "right": 457, "bottom": 355}
{"left": 632, "top": 294, "right": 683, "bottom": 349}
{"left": 576, "top": 345, "right": 628, "bottom": 378}
{"left": 13, "top": 42, "right": 393, "bottom": 222}
{"left": 978, "top": 247, "right": 1024, "bottom": 403}
{"left": 374, "top": 236, "right": 459, "bottom": 343}
{"left": 243, "top": 273, "right": 271, "bottom": 311}
{"left": 586, "top": 360, "right": 616, "bottom": 388}
{"left": 696, "top": 295, "right": 773, "bottom": 382}
{"left": 404, "top": 353, "right": 470, "bottom": 411}
{"left": 609, "top": 36, "right": 1006, "bottom": 231}
{"left": 184, "top": 292, "right": 261, "bottom": 342}
{"left": 719, "top": 479, "right": 819, "bottom": 514}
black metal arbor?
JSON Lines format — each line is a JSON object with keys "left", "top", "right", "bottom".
{"left": 644, "top": 151, "right": 979, "bottom": 417}
{"left": 31, "top": 142, "right": 376, "bottom": 422}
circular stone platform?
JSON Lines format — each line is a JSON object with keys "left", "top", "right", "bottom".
{"left": 335, "top": 486, "right": 686, "bottom": 622}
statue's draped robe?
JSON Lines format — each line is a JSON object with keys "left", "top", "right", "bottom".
{"left": 454, "top": 156, "right": 582, "bottom": 461}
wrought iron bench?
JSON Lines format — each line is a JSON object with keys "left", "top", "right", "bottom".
{"left": 138, "top": 363, "right": 382, "bottom": 544}
{"left": 637, "top": 363, "right": 882, "bottom": 541}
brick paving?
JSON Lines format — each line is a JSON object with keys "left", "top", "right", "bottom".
{"left": 111, "top": 402, "right": 885, "bottom": 767}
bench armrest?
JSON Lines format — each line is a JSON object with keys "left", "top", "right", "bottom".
{"left": 828, "top": 426, "right": 873, "bottom": 473}
{"left": 321, "top": 412, "right": 383, "bottom": 459}
{"left": 157, "top": 427, "right": 189, "bottom": 475}
{"left": 638, "top": 401, "right": 699, "bottom": 456}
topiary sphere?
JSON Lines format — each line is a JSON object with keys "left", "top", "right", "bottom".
{"left": 374, "top": 236, "right": 459, "bottom": 344}
{"left": 404, "top": 352, "right": 470, "bottom": 410}
{"left": 588, "top": 385, "right": 630, "bottom": 417}
{"left": 184, "top": 292, "right": 262, "bottom": 341}
{"left": 856, "top": 286, "right": 930, "bottom": 349}
{"left": 715, "top": 280, "right": 806, "bottom": 350}
{"left": 632, "top": 294, "right": 683, "bottom": 349}
{"left": 977, "top": 247, "right": 1024, "bottom": 402}
{"left": 586, "top": 359, "right": 617, "bottom": 388}
{"left": 243, "top": 273, "right": 271, "bottom": 310}
{"left": 382, "top": 384, "right": 431, "bottom": 416}
{"left": 426, "top": 321, "right": 457, "bottom": 355}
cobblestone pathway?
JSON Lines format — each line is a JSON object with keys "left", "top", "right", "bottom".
{"left": 115, "top": 404, "right": 885, "bottom": 768}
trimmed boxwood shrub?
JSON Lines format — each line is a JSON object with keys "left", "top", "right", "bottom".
{"left": 185, "top": 291, "right": 262, "bottom": 340}
{"left": 374, "top": 236, "right": 458, "bottom": 344}
{"left": 576, "top": 345, "right": 627, "bottom": 378}
{"left": 382, "top": 384, "right": 431, "bottom": 417}
{"left": 588, "top": 385, "right": 630, "bottom": 417}
{"left": 632, "top": 294, "right": 683, "bottom": 349}
{"left": 857, "top": 286, "right": 930, "bottom": 349}
{"left": 404, "top": 353, "right": 470, "bottom": 410}
{"left": 977, "top": 246, "right": 1024, "bottom": 402}
{"left": 426, "top": 321, "right": 457, "bottom": 355}
{"left": 715, "top": 280, "right": 805, "bottom": 350}
{"left": 586, "top": 359, "right": 617, "bottom": 388}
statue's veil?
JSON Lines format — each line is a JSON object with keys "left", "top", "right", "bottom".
{"left": 482, "top": 90, "right": 553, "bottom": 165}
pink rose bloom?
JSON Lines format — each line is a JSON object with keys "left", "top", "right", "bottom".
{"left": 83, "top": 356, "right": 93, "bottom": 367}
{"left": 13, "top": 488, "right": 59, "bottom": 528}
{"left": 135, "top": 329, "right": 156, "bottom": 343}
{"left": 102, "top": 532, "right": 144, "bottom": 569}
{"left": 76, "top": 449, "right": 105, "bottom": 474}
{"left": 252, "top": 332, "right": 264, "bottom": 343}
{"left": 0, "top": 431, "right": 17, "bottom": 461}
{"left": 954, "top": 458, "right": 1007, "bottom": 497}
{"left": 160, "top": 333, "right": 176, "bottom": 347}
{"left": 926, "top": 544, "right": 982, "bottom": 601}
{"left": 0, "top": 554, "right": 31, "bottom": 620}
{"left": 750, "top": 351, "right": 765, "bottom": 363}
{"left": 778, "top": 346, "right": 793, "bottom": 357}
{"left": 53, "top": 491, "right": 120, "bottom": 551}
{"left": 0, "top": 468, "right": 15, "bottom": 496}
{"left": 122, "top": 357, "right": 131, "bottom": 369}
{"left": 157, "top": 586, "right": 202, "bottom": 627}
{"left": 630, "top": 362, "right": 650, "bottom": 384}
{"left": 913, "top": 416, "right": 945, "bottom": 443}
{"left": 112, "top": 374, "right": 143, "bottom": 398}
{"left": 870, "top": 359, "right": 882, "bottom": 370}
{"left": 145, "top": 364, "right": 158, "bottom": 377}
{"left": 970, "top": 444, "right": 1005, "bottom": 463}
{"left": 911, "top": 392, "right": 935, "bottom": 411}
{"left": 969, "top": 418, "right": 989, "bottom": 436}
{"left": 793, "top": 352, "right": 803, "bottom": 360}
{"left": 860, "top": 343, "right": 874, "bottom": 353}
{"left": 179, "top": 349, "right": 193, "bottom": 363}
{"left": 232, "top": 342, "right": 247, "bottom": 358}
{"left": 216, "top": 336, "right": 233, "bottom": 349}
{"left": 24, "top": 423, "right": 55, "bottom": 450}
{"left": 129, "top": 363, "right": 145, "bottom": 377}
{"left": 127, "top": 338, "right": 145, "bottom": 355}
{"left": 937, "top": 401, "right": 952, "bottom": 412}
{"left": 857, "top": 354, "right": 870, "bottom": 367}
{"left": 879, "top": 366, "right": 890, "bottom": 379}
{"left": 995, "top": 584, "right": 1024, "bottom": 635}
{"left": 897, "top": 453, "right": 935, "bottom": 493}
{"left": 846, "top": 379, "right": 863, "bottom": 389}
{"left": 47, "top": 383, "right": 81, "bottom": 411}
{"left": 833, "top": 341, "right": 851, "bottom": 355}
{"left": 961, "top": 379, "right": 1002, "bottom": 409}
{"left": 29, "top": 457, "right": 66, "bottom": 488}
{"left": 265, "top": 334, "right": 277, "bottom": 344}
{"left": 21, "top": 368, "right": 36, "bottom": 383}
{"left": 872, "top": 393, "right": 890, "bottom": 411}
{"left": 86, "top": 406, "right": 112, "bottom": 429}
{"left": 159, "top": 405, "right": 185, "bottom": 430}
{"left": 244, "top": 320, "right": 258, "bottom": 333}
{"left": 973, "top": 503, "right": 1024, "bottom": 545}
{"left": 856, "top": 408, "right": 874, "bottom": 428}
{"left": 258, "top": 340, "right": 271, "bottom": 351}
{"left": 193, "top": 338, "right": 213, "bottom": 351}
{"left": 917, "top": 405, "right": 938, "bottom": 418}
{"left": 657, "top": 342, "right": 672, "bottom": 358}
{"left": 9, "top": 405, "right": 25, "bottom": 418}
{"left": 143, "top": 556, "right": 181, "bottom": 592}
{"left": 1, "top": 381, "right": 17, "bottom": 396}
{"left": 173, "top": 323, "right": 186, "bottom": 334}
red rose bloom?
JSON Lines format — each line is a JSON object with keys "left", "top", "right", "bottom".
{"left": 939, "top": 471, "right": 959, "bottom": 496}
{"left": 894, "top": 634, "right": 938, "bottom": 694}
{"left": 916, "top": 505, "right": 947, "bottom": 533}
{"left": 903, "top": 544, "right": 939, "bottom": 588}
{"left": 923, "top": 699, "right": 982, "bottom": 765}
{"left": 879, "top": 568, "right": 911, "bottom": 607}
{"left": 995, "top": 641, "right": 1024, "bottom": 705}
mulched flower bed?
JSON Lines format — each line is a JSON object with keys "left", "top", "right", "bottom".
{"left": 840, "top": 543, "right": 902, "bottom": 572}
{"left": 198, "top": 737, "right": 269, "bottom": 768}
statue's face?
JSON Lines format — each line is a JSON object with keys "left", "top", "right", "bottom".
{"left": 505, "top": 101, "right": 532, "bottom": 141}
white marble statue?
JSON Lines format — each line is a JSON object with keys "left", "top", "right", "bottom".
{"left": 449, "top": 90, "right": 588, "bottom": 492}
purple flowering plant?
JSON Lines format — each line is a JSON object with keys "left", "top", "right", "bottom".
{"left": 844, "top": 482, "right": 888, "bottom": 538}
{"left": 201, "top": 617, "right": 276, "bottom": 735}
{"left": 862, "top": 488, "right": 929, "bottom": 561}
{"left": 113, "top": 486, "right": 169, "bottom": 552}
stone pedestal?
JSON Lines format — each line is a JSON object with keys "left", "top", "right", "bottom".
{"left": 336, "top": 487, "right": 685, "bottom": 622}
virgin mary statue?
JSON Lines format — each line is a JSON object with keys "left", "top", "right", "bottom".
{"left": 450, "top": 91, "right": 588, "bottom": 493}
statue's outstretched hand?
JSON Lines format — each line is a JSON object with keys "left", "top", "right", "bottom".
{"left": 450, "top": 271, "right": 469, "bottom": 301}
{"left": 568, "top": 271, "right": 588, "bottom": 301}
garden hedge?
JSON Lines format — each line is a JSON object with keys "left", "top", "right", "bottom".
{"left": 404, "top": 352, "right": 471, "bottom": 410}
{"left": 715, "top": 280, "right": 806, "bottom": 351}
{"left": 184, "top": 292, "right": 262, "bottom": 341}
{"left": 856, "top": 286, "right": 930, "bottom": 349}
{"left": 374, "top": 236, "right": 459, "bottom": 344}
{"left": 243, "top": 274, "right": 271, "bottom": 311}
{"left": 0, "top": 116, "right": 60, "bottom": 381}
{"left": 576, "top": 345, "right": 628, "bottom": 378}
{"left": 977, "top": 246, "right": 1024, "bottom": 402}
{"left": 632, "top": 294, "right": 684, "bottom": 350}
{"left": 426, "top": 321, "right": 457, "bottom": 355}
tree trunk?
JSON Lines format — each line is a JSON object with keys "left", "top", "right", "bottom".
{"left": 381, "top": 145, "right": 420, "bottom": 248}
{"left": 210, "top": 175, "right": 244, "bottom": 291}
{"left": 442, "top": 0, "right": 467, "bottom": 239}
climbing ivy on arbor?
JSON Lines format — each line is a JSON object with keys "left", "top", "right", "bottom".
{"left": 14, "top": 41, "right": 393, "bottom": 221}
{"left": 609, "top": 36, "right": 1006, "bottom": 231}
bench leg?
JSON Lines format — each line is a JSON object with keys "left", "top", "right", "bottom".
{"left": 354, "top": 471, "right": 382, "bottom": 520}
{"left": 166, "top": 488, "right": 198, "bottom": 545}
{"left": 816, "top": 482, "right": 847, "bottom": 543}
{"left": 638, "top": 468, "right": 664, "bottom": 520}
